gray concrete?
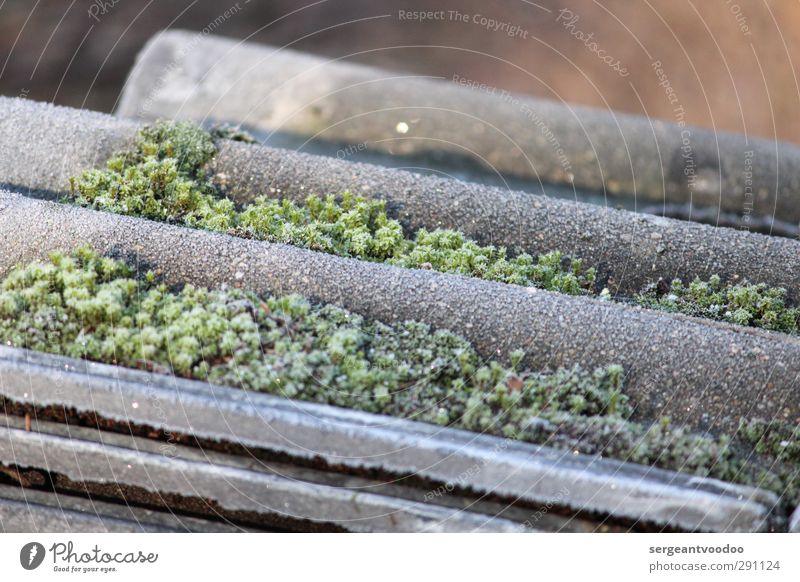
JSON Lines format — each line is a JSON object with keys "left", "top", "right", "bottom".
{"left": 212, "top": 139, "right": 800, "bottom": 299}
{"left": 0, "top": 484, "right": 240, "bottom": 533}
{"left": 0, "top": 97, "right": 137, "bottom": 198}
{"left": 4, "top": 96, "right": 800, "bottom": 299}
{"left": 0, "top": 424, "right": 525, "bottom": 533}
{"left": 0, "top": 347, "right": 778, "bottom": 532}
{"left": 0, "top": 494, "right": 166, "bottom": 533}
{"left": 3, "top": 405, "right": 572, "bottom": 532}
{"left": 0, "top": 415, "right": 248, "bottom": 532}
{"left": 1, "top": 190, "right": 800, "bottom": 434}
{"left": 118, "top": 30, "right": 800, "bottom": 229}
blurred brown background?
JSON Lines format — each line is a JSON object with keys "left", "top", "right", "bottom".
{"left": 2, "top": 0, "right": 799, "bottom": 142}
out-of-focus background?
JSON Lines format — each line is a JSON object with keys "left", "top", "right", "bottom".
{"left": 1, "top": 0, "right": 798, "bottom": 142}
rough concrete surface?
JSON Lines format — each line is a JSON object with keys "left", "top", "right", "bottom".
{"left": 118, "top": 30, "right": 800, "bottom": 228}
{"left": 0, "top": 483, "right": 239, "bottom": 533}
{"left": 0, "top": 97, "right": 137, "bottom": 197}
{"left": 213, "top": 139, "right": 800, "bottom": 299}
{"left": 3, "top": 96, "right": 800, "bottom": 299}
{"left": 1, "top": 190, "right": 799, "bottom": 434}
{"left": 0, "top": 424, "right": 525, "bottom": 533}
{"left": 0, "top": 494, "right": 166, "bottom": 533}
{"left": 0, "top": 346, "right": 777, "bottom": 532}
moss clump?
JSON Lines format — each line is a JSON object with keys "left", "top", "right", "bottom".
{"left": 736, "top": 419, "right": 800, "bottom": 506}
{"left": 636, "top": 276, "right": 800, "bottom": 334}
{"left": 389, "top": 232, "right": 592, "bottom": 293}
{"left": 1, "top": 249, "right": 798, "bottom": 508}
{"left": 72, "top": 121, "right": 800, "bottom": 328}
{"left": 236, "top": 193, "right": 406, "bottom": 261}
{"left": 0, "top": 249, "right": 615, "bottom": 420}
{"left": 238, "top": 195, "right": 596, "bottom": 294}
{"left": 541, "top": 415, "right": 799, "bottom": 508}
{"left": 741, "top": 419, "right": 800, "bottom": 463}
{"left": 69, "top": 122, "right": 596, "bottom": 295}
{"left": 68, "top": 121, "right": 231, "bottom": 227}
{"left": 117, "top": 121, "right": 217, "bottom": 175}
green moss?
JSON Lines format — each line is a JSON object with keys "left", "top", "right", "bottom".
{"left": 59, "top": 121, "right": 800, "bottom": 506}
{"left": 68, "top": 121, "right": 224, "bottom": 225}
{"left": 69, "top": 121, "right": 800, "bottom": 336}
{"left": 0, "top": 248, "right": 615, "bottom": 418}
{"left": 740, "top": 419, "right": 800, "bottom": 463}
{"left": 121, "top": 121, "right": 217, "bottom": 175}
{"left": 389, "top": 232, "right": 593, "bottom": 293}
{"left": 1, "top": 249, "right": 797, "bottom": 508}
{"left": 69, "top": 122, "right": 596, "bottom": 295}
{"left": 236, "top": 193, "right": 405, "bottom": 260}
{"left": 636, "top": 276, "right": 800, "bottom": 334}
{"left": 71, "top": 121, "right": 800, "bottom": 332}
{"left": 0, "top": 248, "right": 621, "bottom": 434}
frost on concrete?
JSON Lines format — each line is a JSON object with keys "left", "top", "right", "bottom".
{"left": 69, "top": 121, "right": 800, "bottom": 334}
{"left": 1, "top": 248, "right": 797, "bottom": 509}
